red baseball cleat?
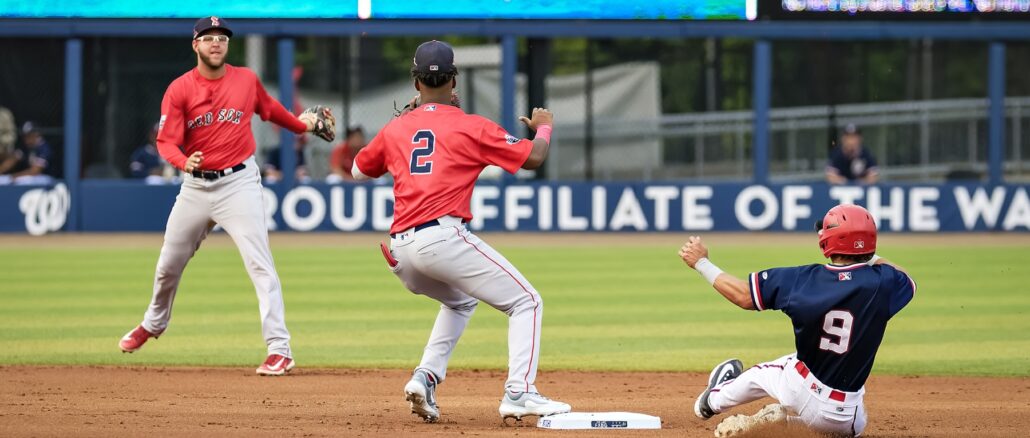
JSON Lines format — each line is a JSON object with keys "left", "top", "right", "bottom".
{"left": 256, "top": 354, "right": 295, "bottom": 376}
{"left": 119, "top": 325, "right": 159, "bottom": 353}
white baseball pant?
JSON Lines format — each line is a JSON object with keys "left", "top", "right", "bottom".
{"left": 140, "top": 156, "right": 292, "bottom": 357}
{"left": 709, "top": 353, "right": 867, "bottom": 436}
{"left": 386, "top": 215, "right": 543, "bottom": 393}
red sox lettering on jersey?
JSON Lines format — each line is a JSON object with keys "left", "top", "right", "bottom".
{"left": 157, "top": 64, "right": 306, "bottom": 171}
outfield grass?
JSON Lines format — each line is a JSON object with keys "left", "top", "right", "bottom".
{"left": 1, "top": 234, "right": 1028, "bottom": 377}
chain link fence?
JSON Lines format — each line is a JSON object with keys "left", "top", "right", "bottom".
{"left": 3, "top": 36, "right": 1028, "bottom": 183}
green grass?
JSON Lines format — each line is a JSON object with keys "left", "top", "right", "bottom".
{"left": 1, "top": 237, "right": 1028, "bottom": 377}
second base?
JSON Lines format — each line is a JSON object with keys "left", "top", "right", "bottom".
{"left": 536, "top": 412, "right": 662, "bottom": 430}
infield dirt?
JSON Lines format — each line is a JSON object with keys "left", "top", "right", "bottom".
{"left": 2, "top": 366, "right": 1027, "bottom": 437}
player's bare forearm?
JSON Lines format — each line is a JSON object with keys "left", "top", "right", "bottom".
{"left": 680, "top": 235, "right": 756, "bottom": 310}
{"left": 519, "top": 108, "right": 553, "bottom": 170}
{"left": 522, "top": 138, "right": 550, "bottom": 170}
{"left": 712, "top": 274, "right": 756, "bottom": 310}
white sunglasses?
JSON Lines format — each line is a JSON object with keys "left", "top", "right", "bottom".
{"left": 196, "top": 35, "right": 230, "bottom": 43}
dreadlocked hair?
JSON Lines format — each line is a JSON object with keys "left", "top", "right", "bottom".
{"left": 411, "top": 67, "right": 458, "bottom": 88}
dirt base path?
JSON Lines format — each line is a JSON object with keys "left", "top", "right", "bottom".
{"left": 1, "top": 367, "right": 1027, "bottom": 437}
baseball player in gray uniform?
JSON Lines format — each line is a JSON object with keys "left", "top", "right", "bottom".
{"left": 118, "top": 16, "right": 335, "bottom": 376}
{"left": 352, "top": 40, "right": 570, "bottom": 423}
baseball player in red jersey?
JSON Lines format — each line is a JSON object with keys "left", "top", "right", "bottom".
{"left": 352, "top": 40, "right": 571, "bottom": 423}
{"left": 118, "top": 17, "right": 335, "bottom": 376}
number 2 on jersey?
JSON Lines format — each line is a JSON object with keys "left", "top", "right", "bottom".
{"left": 410, "top": 130, "right": 435, "bottom": 174}
{"left": 819, "top": 310, "right": 853, "bottom": 354}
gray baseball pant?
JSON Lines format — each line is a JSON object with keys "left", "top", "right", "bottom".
{"left": 140, "top": 156, "right": 292, "bottom": 357}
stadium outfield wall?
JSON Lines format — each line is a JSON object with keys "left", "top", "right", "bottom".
{"left": 2, "top": 182, "right": 1027, "bottom": 235}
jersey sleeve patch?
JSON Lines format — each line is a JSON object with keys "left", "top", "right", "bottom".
{"left": 478, "top": 119, "right": 533, "bottom": 174}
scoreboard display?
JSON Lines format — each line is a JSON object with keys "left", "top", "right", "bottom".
{"left": 0, "top": 0, "right": 746, "bottom": 20}
{"left": 759, "top": 0, "right": 1030, "bottom": 20}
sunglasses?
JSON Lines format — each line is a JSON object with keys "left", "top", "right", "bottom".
{"left": 195, "top": 35, "right": 230, "bottom": 43}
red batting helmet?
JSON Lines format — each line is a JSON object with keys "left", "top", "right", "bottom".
{"left": 818, "top": 204, "right": 877, "bottom": 258}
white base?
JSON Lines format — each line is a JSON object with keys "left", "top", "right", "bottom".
{"left": 536, "top": 412, "right": 662, "bottom": 430}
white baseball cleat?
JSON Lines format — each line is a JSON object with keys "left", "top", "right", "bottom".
{"left": 404, "top": 369, "right": 440, "bottom": 423}
{"left": 498, "top": 391, "right": 571, "bottom": 420}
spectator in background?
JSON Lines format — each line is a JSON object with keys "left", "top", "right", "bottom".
{"left": 826, "top": 123, "right": 879, "bottom": 185}
{"left": 326, "top": 126, "right": 366, "bottom": 183}
{"left": 262, "top": 137, "right": 310, "bottom": 184}
{"left": 0, "top": 106, "right": 15, "bottom": 155}
{"left": 0, "top": 121, "right": 55, "bottom": 185}
{"left": 0, "top": 107, "right": 16, "bottom": 181}
{"left": 130, "top": 123, "right": 176, "bottom": 184}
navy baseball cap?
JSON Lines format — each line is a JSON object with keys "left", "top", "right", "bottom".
{"left": 193, "top": 16, "right": 233, "bottom": 39}
{"left": 413, "top": 40, "right": 456, "bottom": 74}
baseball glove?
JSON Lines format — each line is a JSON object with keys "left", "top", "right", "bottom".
{"left": 299, "top": 105, "right": 336, "bottom": 142}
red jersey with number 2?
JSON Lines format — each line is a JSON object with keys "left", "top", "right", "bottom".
{"left": 354, "top": 104, "right": 533, "bottom": 234}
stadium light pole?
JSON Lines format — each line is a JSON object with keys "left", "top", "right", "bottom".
{"left": 64, "top": 38, "right": 83, "bottom": 232}
{"left": 988, "top": 42, "right": 1005, "bottom": 186}
{"left": 752, "top": 39, "right": 771, "bottom": 184}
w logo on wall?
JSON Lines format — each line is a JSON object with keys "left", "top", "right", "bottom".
{"left": 19, "top": 183, "right": 70, "bottom": 236}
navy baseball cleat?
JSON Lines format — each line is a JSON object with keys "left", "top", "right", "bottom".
{"left": 695, "top": 358, "right": 744, "bottom": 419}
{"left": 405, "top": 368, "right": 440, "bottom": 422}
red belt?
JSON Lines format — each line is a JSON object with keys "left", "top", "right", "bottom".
{"left": 794, "top": 360, "right": 847, "bottom": 402}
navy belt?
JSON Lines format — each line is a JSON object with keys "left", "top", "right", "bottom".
{"left": 191, "top": 163, "right": 246, "bottom": 180}
{"left": 390, "top": 219, "right": 441, "bottom": 238}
